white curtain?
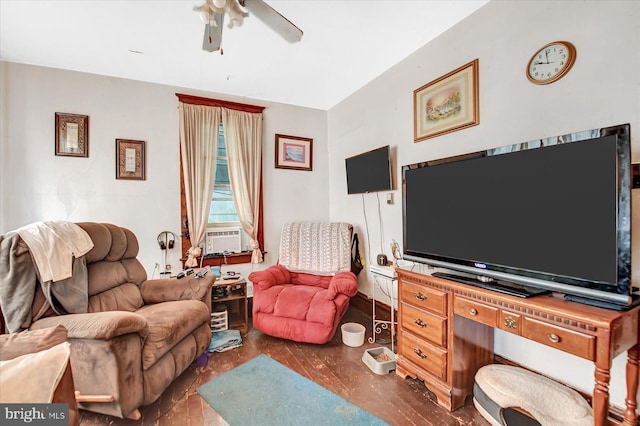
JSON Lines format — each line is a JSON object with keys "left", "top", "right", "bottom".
{"left": 221, "top": 108, "right": 263, "bottom": 263}
{"left": 178, "top": 102, "right": 221, "bottom": 267}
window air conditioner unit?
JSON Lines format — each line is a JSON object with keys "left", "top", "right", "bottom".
{"left": 205, "top": 227, "right": 242, "bottom": 255}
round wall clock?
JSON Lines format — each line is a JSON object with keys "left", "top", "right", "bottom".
{"left": 526, "top": 41, "right": 576, "bottom": 85}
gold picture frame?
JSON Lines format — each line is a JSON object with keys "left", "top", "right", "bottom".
{"left": 413, "top": 59, "right": 479, "bottom": 142}
{"left": 275, "top": 134, "right": 313, "bottom": 171}
{"left": 116, "top": 139, "right": 145, "bottom": 180}
{"left": 55, "top": 112, "right": 89, "bottom": 157}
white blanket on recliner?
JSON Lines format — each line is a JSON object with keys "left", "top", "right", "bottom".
{"left": 17, "top": 221, "right": 93, "bottom": 283}
{"left": 0, "top": 222, "right": 91, "bottom": 333}
{"left": 278, "top": 222, "right": 352, "bottom": 276}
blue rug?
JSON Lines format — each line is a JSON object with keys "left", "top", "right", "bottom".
{"left": 197, "top": 354, "right": 389, "bottom": 426}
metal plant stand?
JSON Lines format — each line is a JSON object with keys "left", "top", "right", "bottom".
{"left": 368, "top": 269, "right": 398, "bottom": 353}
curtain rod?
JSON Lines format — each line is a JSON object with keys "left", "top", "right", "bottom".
{"left": 176, "top": 93, "right": 265, "bottom": 113}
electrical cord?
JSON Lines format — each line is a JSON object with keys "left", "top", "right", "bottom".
{"left": 151, "top": 263, "right": 159, "bottom": 279}
{"left": 374, "top": 275, "right": 393, "bottom": 301}
{"left": 376, "top": 192, "right": 385, "bottom": 253}
{"left": 361, "top": 193, "right": 373, "bottom": 267}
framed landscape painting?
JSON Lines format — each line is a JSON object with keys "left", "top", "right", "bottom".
{"left": 414, "top": 59, "right": 479, "bottom": 142}
{"left": 275, "top": 134, "right": 313, "bottom": 171}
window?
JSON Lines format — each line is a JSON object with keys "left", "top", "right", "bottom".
{"left": 209, "top": 124, "right": 239, "bottom": 225}
{"left": 177, "top": 93, "right": 265, "bottom": 265}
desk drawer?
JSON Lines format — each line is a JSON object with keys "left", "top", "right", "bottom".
{"left": 522, "top": 317, "right": 596, "bottom": 360}
{"left": 401, "top": 280, "right": 447, "bottom": 315}
{"left": 401, "top": 303, "right": 447, "bottom": 346}
{"left": 400, "top": 331, "right": 447, "bottom": 381}
{"left": 453, "top": 296, "right": 497, "bottom": 327}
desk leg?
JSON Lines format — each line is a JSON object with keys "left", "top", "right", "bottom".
{"left": 593, "top": 365, "right": 611, "bottom": 426}
{"left": 623, "top": 343, "right": 639, "bottom": 426}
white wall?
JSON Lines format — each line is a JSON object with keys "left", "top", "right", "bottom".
{"left": 0, "top": 62, "right": 330, "bottom": 281}
{"left": 328, "top": 0, "right": 640, "bottom": 410}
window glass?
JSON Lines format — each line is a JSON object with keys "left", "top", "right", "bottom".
{"left": 209, "top": 125, "right": 240, "bottom": 225}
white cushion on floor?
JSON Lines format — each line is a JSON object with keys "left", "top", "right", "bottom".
{"left": 474, "top": 364, "right": 593, "bottom": 426}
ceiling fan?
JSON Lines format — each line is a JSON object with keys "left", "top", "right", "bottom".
{"left": 194, "top": 0, "right": 303, "bottom": 53}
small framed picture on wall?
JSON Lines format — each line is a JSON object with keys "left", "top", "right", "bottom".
{"left": 275, "top": 134, "right": 313, "bottom": 171}
{"left": 55, "top": 112, "right": 89, "bottom": 157}
{"left": 116, "top": 139, "right": 146, "bottom": 180}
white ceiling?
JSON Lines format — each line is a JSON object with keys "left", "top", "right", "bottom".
{"left": 0, "top": 0, "right": 488, "bottom": 110}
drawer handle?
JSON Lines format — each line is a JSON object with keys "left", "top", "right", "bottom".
{"left": 504, "top": 316, "right": 517, "bottom": 329}
{"left": 413, "top": 348, "right": 427, "bottom": 359}
{"left": 547, "top": 333, "right": 560, "bottom": 343}
{"left": 414, "top": 318, "right": 426, "bottom": 328}
{"left": 469, "top": 308, "right": 478, "bottom": 316}
{"left": 414, "top": 292, "right": 427, "bottom": 301}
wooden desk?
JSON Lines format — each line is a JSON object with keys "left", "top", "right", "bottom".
{"left": 395, "top": 268, "right": 639, "bottom": 426}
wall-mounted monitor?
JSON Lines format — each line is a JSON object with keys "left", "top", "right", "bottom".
{"left": 345, "top": 145, "right": 393, "bottom": 194}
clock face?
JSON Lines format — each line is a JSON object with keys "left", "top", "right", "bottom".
{"left": 527, "top": 41, "right": 576, "bottom": 84}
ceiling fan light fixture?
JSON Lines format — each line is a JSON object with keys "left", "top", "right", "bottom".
{"left": 198, "top": 10, "right": 213, "bottom": 25}
{"left": 228, "top": 18, "right": 244, "bottom": 28}
{"left": 196, "top": 0, "right": 301, "bottom": 53}
{"left": 224, "top": 0, "right": 249, "bottom": 28}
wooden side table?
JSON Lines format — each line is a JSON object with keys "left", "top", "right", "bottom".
{"left": 211, "top": 276, "right": 248, "bottom": 334}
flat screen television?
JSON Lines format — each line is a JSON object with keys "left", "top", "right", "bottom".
{"left": 402, "top": 123, "right": 638, "bottom": 310}
{"left": 346, "top": 145, "right": 393, "bottom": 194}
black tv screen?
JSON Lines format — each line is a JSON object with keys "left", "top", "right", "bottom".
{"left": 402, "top": 124, "right": 634, "bottom": 308}
{"left": 346, "top": 145, "right": 392, "bottom": 194}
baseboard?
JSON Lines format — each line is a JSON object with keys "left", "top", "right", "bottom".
{"left": 351, "top": 291, "right": 395, "bottom": 322}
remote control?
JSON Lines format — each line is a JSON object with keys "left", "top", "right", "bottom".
{"left": 176, "top": 271, "right": 186, "bottom": 279}
{"left": 195, "top": 269, "right": 208, "bottom": 278}
{"left": 185, "top": 268, "right": 194, "bottom": 276}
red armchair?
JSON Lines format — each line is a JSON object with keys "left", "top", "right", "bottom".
{"left": 248, "top": 222, "right": 358, "bottom": 344}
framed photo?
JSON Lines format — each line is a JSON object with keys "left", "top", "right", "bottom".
{"left": 116, "top": 139, "right": 145, "bottom": 180}
{"left": 275, "top": 134, "right": 313, "bottom": 171}
{"left": 55, "top": 112, "right": 89, "bottom": 157}
{"left": 414, "top": 59, "right": 479, "bottom": 142}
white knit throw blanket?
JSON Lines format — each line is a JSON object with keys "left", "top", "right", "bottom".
{"left": 278, "top": 222, "right": 353, "bottom": 276}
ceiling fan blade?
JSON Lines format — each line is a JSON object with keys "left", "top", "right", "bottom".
{"left": 202, "top": 13, "right": 224, "bottom": 52}
{"left": 241, "top": 0, "right": 303, "bottom": 43}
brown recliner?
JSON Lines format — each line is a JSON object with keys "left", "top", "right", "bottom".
{"left": 20, "top": 222, "right": 214, "bottom": 419}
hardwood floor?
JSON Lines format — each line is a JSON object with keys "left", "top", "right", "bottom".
{"left": 78, "top": 306, "right": 489, "bottom": 426}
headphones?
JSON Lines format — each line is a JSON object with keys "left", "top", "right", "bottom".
{"left": 157, "top": 231, "right": 176, "bottom": 250}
